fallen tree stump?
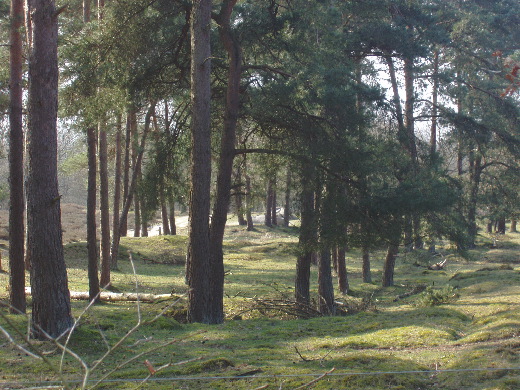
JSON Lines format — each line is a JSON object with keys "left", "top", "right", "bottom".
{"left": 25, "top": 287, "right": 176, "bottom": 303}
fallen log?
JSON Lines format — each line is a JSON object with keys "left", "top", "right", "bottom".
{"left": 24, "top": 287, "right": 176, "bottom": 302}
{"left": 428, "top": 259, "right": 447, "bottom": 270}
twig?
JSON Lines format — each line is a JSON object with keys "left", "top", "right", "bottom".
{"left": 294, "top": 346, "right": 312, "bottom": 362}
{"left": 293, "top": 367, "right": 336, "bottom": 389}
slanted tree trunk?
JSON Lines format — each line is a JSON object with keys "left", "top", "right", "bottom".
{"left": 111, "top": 115, "right": 122, "bottom": 268}
{"left": 87, "top": 127, "right": 100, "bottom": 301}
{"left": 9, "top": 0, "right": 26, "bottom": 314}
{"left": 121, "top": 110, "right": 134, "bottom": 237}
{"left": 99, "top": 125, "right": 111, "bottom": 287}
{"left": 186, "top": 0, "right": 212, "bottom": 323}
{"left": 26, "top": 0, "right": 73, "bottom": 337}
{"left": 110, "top": 103, "right": 156, "bottom": 270}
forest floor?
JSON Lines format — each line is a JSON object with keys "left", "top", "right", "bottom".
{"left": 1, "top": 204, "right": 520, "bottom": 389}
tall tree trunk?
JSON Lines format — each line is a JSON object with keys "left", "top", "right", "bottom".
{"left": 283, "top": 168, "right": 291, "bottom": 227}
{"left": 207, "top": 0, "right": 241, "bottom": 324}
{"left": 111, "top": 115, "right": 122, "bottom": 268}
{"left": 121, "top": 110, "right": 135, "bottom": 237}
{"left": 295, "top": 166, "right": 315, "bottom": 306}
{"left": 245, "top": 174, "right": 254, "bottom": 231}
{"left": 133, "top": 192, "right": 141, "bottom": 237}
{"left": 186, "top": 0, "right": 212, "bottom": 323}
{"left": 26, "top": 0, "right": 73, "bottom": 338}
{"left": 336, "top": 246, "right": 348, "bottom": 294}
{"left": 317, "top": 185, "right": 336, "bottom": 315}
{"left": 235, "top": 165, "right": 247, "bottom": 226}
{"left": 110, "top": 103, "right": 156, "bottom": 269}
{"left": 87, "top": 127, "right": 100, "bottom": 301}
{"left": 99, "top": 125, "right": 111, "bottom": 287}
{"left": 9, "top": 0, "right": 26, "bottom": 314}
{"left": 429, "top": 50, "right": 439, "bottom": 157}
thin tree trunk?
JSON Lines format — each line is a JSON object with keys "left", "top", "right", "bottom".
{"left": 110, "top": 103, "right": 156, "bottom": 269}
{"left": 99, "top": 125, "right": 111, "bottom": 287}
{"left": 133, "top": 192, "right": 141, "bottom": 237}
{"left": 9, "top": 0, "right": 26, "bottom": 314}
{"left": 271, "top": 176, "right": 277, "bottom": 226}
{"left": 160, "top": 188, "right": 171, "bottom": 235}
{"left": 169, "top": 198, "right": 177, "bottom": 235}
{"left": 430, "top": 50, "right": 439, "bottom": 157}
{"left": 111, "top": 115, "right": 122, "bottom": 268}
{"left": 362, "top": 245, "right": 372, "bottom": 283}
{"left": 121, "top": 110, "right": 135, "bottom": 237}
{"left": 284, "top": 168, "right": 291, "bottom": 227}
{"left": 86, "top": 127, "right": 100, "bottom": 301}
{"left": 467, "top": 154, "right": 482, "bottom": 248}
{"left": 265, "top": 179, "right": 273, "bottom": 227}
{"left": 26, "top": 0, "right": 73, "bottom": 337}
{"left": 186, "top": 0, "right": 212, "bottom": 323}
{"left": 245, "top": 174, "right": 254, "bottom": 231}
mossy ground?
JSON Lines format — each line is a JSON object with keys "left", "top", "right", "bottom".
{"left": 1, "top": 216, "right": 520, "bottom": 389}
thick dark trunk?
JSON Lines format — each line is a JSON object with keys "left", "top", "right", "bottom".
{"left": 9, "top": 0, "right": 26, "bottom": 314}
{"left": 111, "top": 115, "right": 122, "bottom": 269}
{"left": 99, "top": 126, "right": 111, "bottom": 287}
{"left": 295, "top": 166, "right": 315, "bottom": 306}
{"left": 511, "top": 219, "right": 517, "bottom": 233}
{"left": 186, "top": 0, "right": 212, "bottom": 323}
{"left": 318, "top": 249, "right": 336, "bottom": 315}
{"left": 336, "top": 246, "right": 348, "bottom": 294}
{"left": 207, "top": 0, "right": 241, "bottom": 324}
{"left": 87, "top": 127, "right": 100, "bottom": 301}
{"left": 26, "top": 0, "right": 73, "bottom": 337}
{"left": 382, "top": 243, "right": 399, "bottom": 287}
{"left": 497, "top": 218, "right": 506, "bottom": 235}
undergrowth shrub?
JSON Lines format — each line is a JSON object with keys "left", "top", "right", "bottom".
{"left": 414, "top": 285, "right": 459, "bottom": 307}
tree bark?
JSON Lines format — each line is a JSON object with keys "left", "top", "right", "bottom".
{"left": 186, "top": 0, "right": 212, "bottom": 324}
{"left": 9, "top": 0, "right": 26, "bottom": 314}
{"left": 26, "top": 0, "right": 73, "bottom": 338}
{"left": 271, "top": 176, "right": 277, "bottom": 226}
{"left": 318, "top": 249, "right": 336, "bottom": 315}
{"left": 169, "top": 198, "right": 177, "bottom": 235}
{"left": 265, "top": 178, "right": 273, "bottom": 227}
{"left": 245, "top": 174, "right": 254, "bottom": 231}
{"left": 99, "top": 125, "right": 111, "bottom": 287}
{"left": 382, "top": 243, "right": 399, "bottom": 287}
{"left": 160, "top": 188, "right": 171, "bottom": 235}
{"left": 336, "top": 246, "right": 348, "bottom": 294}
{"left": 86, "top": 127, "right": 100, "bottom": 301}
{"left": 121, "top": 109, "right": 135, "bottom": 237}
{"left": 111, "top": 115, "right": 122, "bottom": 268}
{"left": 467, "top": 153, "right": 482, "bottom": 248}
{"left": 283, "top": 168, "right": 291, "bottom": 227}
{"left": 110, "top": 103, "right": 156, "bottom": 269}
{"left": 511, "top": 219, "right": 517, "bottom": 233}
{"left": 206, "top": 0, "right": 241, "bottom": 324}
{"left": 295, "top": 167, "right": 315, "bottom": 306}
